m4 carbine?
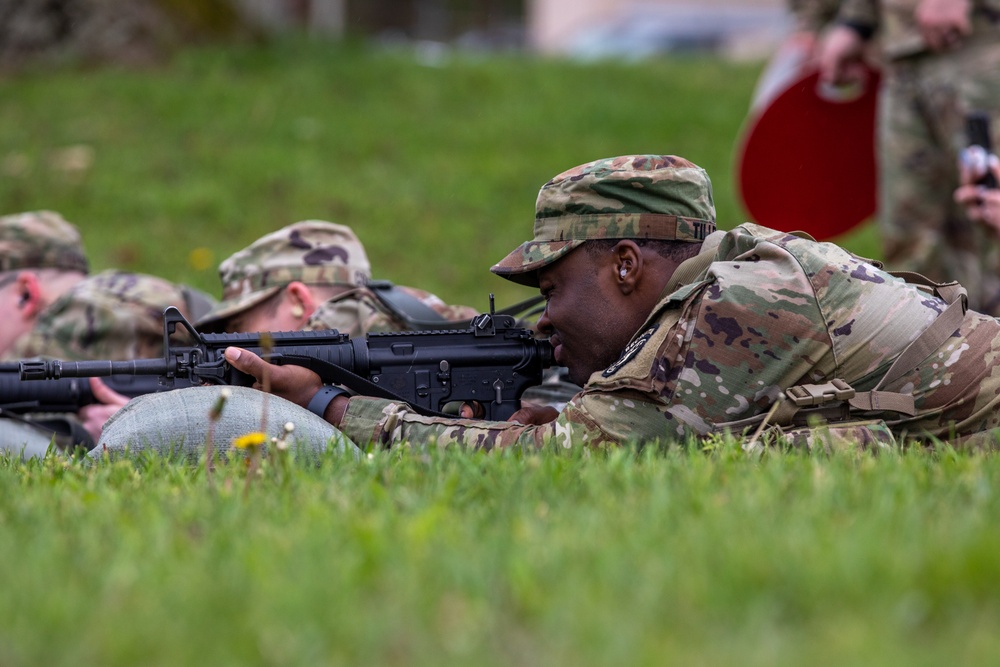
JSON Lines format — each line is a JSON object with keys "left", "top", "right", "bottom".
{"left": 14, "top": 303, "right": 554, "bottom": 421}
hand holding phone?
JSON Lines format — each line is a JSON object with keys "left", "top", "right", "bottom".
{"left": 964, "top": 112, "right": 999, "bottom": 189}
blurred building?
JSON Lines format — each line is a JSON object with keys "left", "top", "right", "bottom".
{"left": 528, "top": 0, "right": 789, "bottom": 60}
{"left": 237, "top": 0, "right": 524, "bottom": 48}
{"left": 249, "top": 0, "right": 788, "bottom": 59}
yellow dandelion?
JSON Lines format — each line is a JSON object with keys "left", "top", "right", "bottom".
{"left": 232, "top": 432, "right": 267, "bottom": 450}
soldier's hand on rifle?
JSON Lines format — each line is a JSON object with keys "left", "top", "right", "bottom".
{"left": 224, "top": 346, "right": 349, "bottom": 426}
{"left": 224, "top": 345, "right": 322, "bottom": 404}
{"left": 223, "top": 345, "right": 551, "bottom": 427}
{"left": 78, "top": 377, "right": 129, "bottom": 443}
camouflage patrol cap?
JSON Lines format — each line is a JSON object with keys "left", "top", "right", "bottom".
{"left": 491, "top": 155, "right": 716, "bottom": 287}
{"left": 195, "top": 220, "right": 372, "bottom": 330}
{"left": 0, "top": 211, "right": 89, "bottom": 274}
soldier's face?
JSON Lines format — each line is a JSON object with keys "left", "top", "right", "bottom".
{"left": 535, "top": 248, "right": 637, "bottom": 386}
{"left": 224, "top": 285, "right": 314, "bottom": 334}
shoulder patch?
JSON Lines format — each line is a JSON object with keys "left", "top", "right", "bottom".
{"left": 602, "top": 324, "right": 659, "bottom": 377}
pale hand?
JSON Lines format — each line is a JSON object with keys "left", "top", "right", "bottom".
{"left": 915, "top": 0, "right": 972, "bottom": 51}
{"left": 954, "top": 156, "right": 1000, "bottom": 232}
{"left": 78, "top": 377, "right": 130, "bottom": 444}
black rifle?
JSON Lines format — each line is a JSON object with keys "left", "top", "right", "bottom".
{"left": 0, "top": 363, "right": 195, "bottom": 414}
{"left": 16, "top": 301, "right": 553, "bottom": 421}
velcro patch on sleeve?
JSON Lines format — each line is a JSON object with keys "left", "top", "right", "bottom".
{"left": 602, "top": 324, "right": 660, "bottom": 378}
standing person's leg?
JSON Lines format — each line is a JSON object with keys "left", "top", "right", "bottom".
{"left": 880, "top": 37, "right": 1000, "bottom": 313}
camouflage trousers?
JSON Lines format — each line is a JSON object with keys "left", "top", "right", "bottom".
{"left": 879, "top": 29, "right": 1000, "bottom": 314}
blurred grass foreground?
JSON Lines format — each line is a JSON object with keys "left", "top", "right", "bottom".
{"left": 0, "top": 29, "right": 984, "bottom": 667}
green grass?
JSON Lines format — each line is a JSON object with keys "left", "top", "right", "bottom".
{"left": 2, "top": 444, "right": 999, "bottom": 666}
{"left": 0, "top": 39, "right": 959, "bottom": 666}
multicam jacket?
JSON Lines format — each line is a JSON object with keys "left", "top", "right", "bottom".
{"left": 337, "top": 223, "right": 1000, "bottom": 450}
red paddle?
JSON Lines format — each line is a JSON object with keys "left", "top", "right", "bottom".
{"left": 736, "top": 65, "right": 881, "bottom": 241}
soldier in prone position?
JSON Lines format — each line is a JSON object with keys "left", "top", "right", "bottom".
{"left": 216, "top": 154, "right": 1000, "bottom": 451}
{"left": 0, "top": 211, "right": 214, "bottom": 456}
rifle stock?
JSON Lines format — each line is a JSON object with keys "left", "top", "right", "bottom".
{"left": 14, "top": 304, "right": 553, "bottom": 421}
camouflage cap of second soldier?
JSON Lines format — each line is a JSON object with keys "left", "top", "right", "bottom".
{"left": 195, "top": 220, "right": 373, "bottom": 330}
{"left": 0, "top": 210, "right": 89, "bottom": 274}
{"left": 491, "top": 155, "right": 716, "bottom": 287}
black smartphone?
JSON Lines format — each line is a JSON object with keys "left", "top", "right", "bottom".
{"left": 966, "top": 111, "right": 998, "bottom": 189}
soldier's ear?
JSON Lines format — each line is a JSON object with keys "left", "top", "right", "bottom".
{"left": 285, "top": 281, "right": 318, "bottom": 322}
{"left": 613, "top": 241, "right": 642, "bottom": 296}
{"left": 15, "top": 271, "right": 44, "bottom": 319}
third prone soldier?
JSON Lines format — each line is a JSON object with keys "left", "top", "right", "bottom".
{"left": 87, "top": 220, "right": 486, "bottom": 457}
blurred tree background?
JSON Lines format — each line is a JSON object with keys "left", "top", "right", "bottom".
{"left": 0, "top": 0, "right": 875, "bottom": 308}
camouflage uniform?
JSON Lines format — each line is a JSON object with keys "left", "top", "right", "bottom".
{"left": 837, "top": 0, "right": 1000, "bottom": 313}
{"left": 334, "top": 156, "right": 1000, "bottom": 451}
{"left": 196, "top": 220, "right": 478, "bottom": 336}
{"left": 305, "top": 289, "right": 478, "bottom": 338}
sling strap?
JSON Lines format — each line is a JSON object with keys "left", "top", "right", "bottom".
{"left": 366, "top": 280, "right": 454, "bottom": 329}
{"left": 664, "top": 230, "right": 726, "bottom": 294}
{"left": 367, "top": 280, "right": 545, "bottom": 331}
{"left": 846, "top": 272, "right": 967, "bottom": 415}
{"left": 181, "top": 285, "right": 218, "bottom": 323}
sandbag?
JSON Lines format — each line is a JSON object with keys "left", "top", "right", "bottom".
{"left": 95, "top": 385, "right": 360, "bottom": 461}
